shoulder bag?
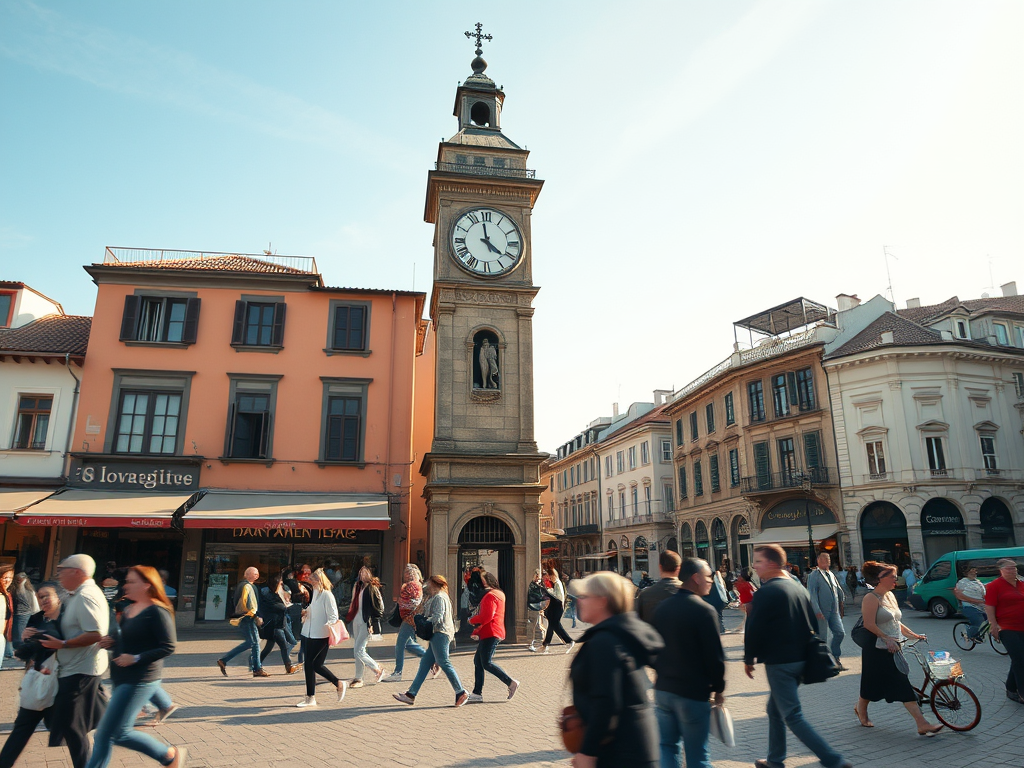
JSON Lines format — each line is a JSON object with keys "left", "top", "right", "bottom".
{"left": 19, "top": 655, "right": 59, "bottom": 711}
{"left": 851, "top": 615, "right": 874, "bottom": 649}
{"left": 414, "top": 614, "right": 434, "bottom": 641}
{"left": 327, "top": 620, "right": 349, "bottom": 647}
{"left": 387, "top": 603, "right": 402, "bottom": 628}
{"left": 802, "top": 635, "right": 841, "bottom": 684}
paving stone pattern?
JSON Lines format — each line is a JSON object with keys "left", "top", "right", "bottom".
{"left": 0, "top": 606, "right": 1019, "bottom": 768}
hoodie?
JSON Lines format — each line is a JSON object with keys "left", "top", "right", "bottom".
{"left": 569, "top": 612, "right": 663, "bottom": 767}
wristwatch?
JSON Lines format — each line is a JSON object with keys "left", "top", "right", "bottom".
{"left": 61, "top": 639, "right": 67, "bottom": 648}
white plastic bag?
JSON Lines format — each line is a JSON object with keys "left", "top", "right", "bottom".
{"left": 19, "top": 655, "right": 59, "bottom": 711}
{"left": 709, "top": 704, "right": 736, "bottom": 747}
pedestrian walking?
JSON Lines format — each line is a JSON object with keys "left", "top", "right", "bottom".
{"left": 296, "top": 568, "right": 347, "bottom": 707}
{"left": 0, "top": 565, "right": 13, "bottom": 668}
{"left": 901, "top": 563, "right": 918, "bottom": 609}
{"left": 735, "top": 567, "right": 756, "bottom": 634}
{"left": 392, "top": 574, "right": 468, "bottom": 707}
{"left": 86, "top": 566, "right": 186, "bottom": 768}
{"left": 258, "top": 574, "right": 301, "bottom": 675}
{"left": 346, "top": 566, "right": 385, "bottom": 687}
{"left": 743, "top": 545, "right": 852, "bottom": 768}
{"left": 568, "top": 572, "right": 662, "bottom": 768}
{"left": 953, "top": 566, "right": 987, "bottom": 641}
{"left": 636, "top": 550, "right": 682, "bottom": 625}
{"left": 652, "top": 558, "right": 725, "bottom": 768}
{"left": 807, "top": 552, "right": 846, "bottom": 670}
{"left": 855, "top": 561, "right": 941, "bottom": 735}
{"left": 383, "top": 564, "right": 426, "bottom": 682}
{"left": 527, "top": 570, "right": 548, "bottom": 651}
{"left": 701, "top": 564, "right": 728, "bottom": 634}
{"left": 845, "top": 567, "right": 859, "bottom": 605}
{"left": 0, "top": 582, "right": 63, "bottom": 767}
{"left": 216, "top": 567, "right": 266, "bottom": 677}
{"left": 531, "top": 567, "right": 574, "bottom": 654}
{"left": 984, "top": 558, "right": 1024, "bottom": 705}
{"left": 40, "top": 555, "right": 110, "bottom": 768}
{"left": 466, "top": 571, "right": 518, "bottom": 703}
{"left": 10, "top": 572, "right": 38, "bottom": 655}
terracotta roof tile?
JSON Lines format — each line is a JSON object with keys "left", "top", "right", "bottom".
{"left": 897, "top": 294, "right": 1024, "bottom": 323}
{"left": 0, "top": 315, "right": 91, "bottom": 357}
{"left": 100, "top": 255, "right": 314, "bottom": 275}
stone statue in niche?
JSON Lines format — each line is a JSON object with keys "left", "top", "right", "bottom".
{"left": 473, "top": 330, "right": 500, "bottom": 390}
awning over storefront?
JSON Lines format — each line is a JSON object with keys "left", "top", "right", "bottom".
{"left": 183, "top": 491, "right": 390, "bottom": 530}
{"left": 540, "top": 531, "right": 558, "bottom": 543}
{"left": 576, "top": 552, "right": 615, "bottom": 561}
{"left": 0, "top": 488, "right": 59, "bottom": 517}
{"left": 14, "top": 489, "right": 194, "bottom": 528}
{"left": 745, "top": 525, "right": 839, "bottom": 547}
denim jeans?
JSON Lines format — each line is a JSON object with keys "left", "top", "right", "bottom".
{"left": 260, "top": 628, "right": 294, "bottom": 669}
{"left": 84, "top": 681, "right": 172, "bottom": 768}
{"left": 961, "top": 604, "right": 986, "bottom": 640}
{"left": 11, "top": 615, "right": 29, "bottom": 652}
{"left": 351, "top": 619, "right": 380, "bottom": 680}
{"left": 473, "top": 636, "right": 512, "bottom": 694}
{"left": 408, "top": 633, "right": 464, "bottom": 697}
{"left": 764, "top": 661, "right": 845, "bottom": 768}
{"left": 221, "top": 616, "right": 262, "bottom": 671}
{"left": 149, "top": 682, "right": 172, "bottom": 711}
{"left": 393, "top": 621, "right": 425, "bottom": 675}
{"left": 655, "top": 689, "right": 712, "bottom": 768}
{"left": 817, "top": 610, "right": 845, "bottom": 660}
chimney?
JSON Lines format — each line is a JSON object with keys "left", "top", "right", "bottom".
{"left": 906, "top": 298, "right": 921, "bottom": 309}
{"left": 836, "top": 293, "right": 861, "bottom": 312}
{"left": 1001, "top": 281, "right": 1018, "bottom": 298}
{"left": 652, "top": 389, "right": 671, "bottom": 405}
{"left": 612, "top": 402, "right": 619, "bottom": 417}
{"left": 880, "top": 331, "right": 895, "bottom": 345}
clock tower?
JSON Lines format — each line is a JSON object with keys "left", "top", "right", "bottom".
{"left": 421, "top": 25, "right": 544, "bottom": 640}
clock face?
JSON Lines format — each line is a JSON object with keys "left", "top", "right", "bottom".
{"left": 449, "top": 207, "right": 523, "bottom": 276}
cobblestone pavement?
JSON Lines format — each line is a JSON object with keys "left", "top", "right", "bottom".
{"left": 1, "top": 606, "right": 1019, "bottom": 768}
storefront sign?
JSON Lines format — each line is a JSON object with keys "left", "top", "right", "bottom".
{"left": 230, "top": 527, "right": 358, "bottom": 540}
{"left": 69, "top": 458, "right": 200, "bottom": 492}
{"left": 22, "top": 515, "right": 170, "bottom": 528}
{"left": 921, "top": 508, "right": 966, "bottom": 537}
{"left": 762, "top": 500, "right": 837, "bottom": 529}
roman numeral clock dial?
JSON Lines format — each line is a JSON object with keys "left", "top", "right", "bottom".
{"left": 449, "top": 207, "right": 524, "bottom": 277}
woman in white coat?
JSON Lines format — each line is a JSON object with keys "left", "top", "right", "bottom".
{"left": 297, "top": 568, "right": 347, "bottom": 707}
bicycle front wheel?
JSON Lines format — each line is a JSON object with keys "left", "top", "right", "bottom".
{"left": 989, "top": 634, "right": 1010, "bottom": 656}
{"left": 953, "top": 622, "right": 976, "bottom": 652}
{"left": 930, "top": 680, "right": 982, "bottom": 731}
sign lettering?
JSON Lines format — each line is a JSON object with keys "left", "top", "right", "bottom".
{"left": 69, "top": 458, "right": 200, "bottom": 492}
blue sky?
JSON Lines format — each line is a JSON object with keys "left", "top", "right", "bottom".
{"left": 3, "top": 1, "right": 1022, "bottom": 451}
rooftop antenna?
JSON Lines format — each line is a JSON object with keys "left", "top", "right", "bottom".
{"left": 263, "top": 242, "right": 276, "bottom": 256}
{"left": 981, "top": 254, "right": 996, "bottom": 297}
{"left": 883, "top": 246, "right": 898, "bottom": 305}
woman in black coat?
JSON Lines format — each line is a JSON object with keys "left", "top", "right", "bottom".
{"left": 259, "top": 573, "right": 301, "bottom": 674}
{"left": 569, "top": 572, "right": 663, "bottom": 768}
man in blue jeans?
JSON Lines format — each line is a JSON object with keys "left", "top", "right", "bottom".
{"left": 217, "top": 567, "right": 268, "bottom": 677}
{"left": 744, "top": 544, "right": 853, "bottom": 768}
{"left": 651, "top": 557, "right": 725, "bottom": 768}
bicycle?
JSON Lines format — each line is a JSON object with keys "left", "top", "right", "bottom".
{"left": 953, "top": 619, "right": 1009, "bottom": 656}
{"left": 901, "top": 639, "right": 982, "bottom": 731}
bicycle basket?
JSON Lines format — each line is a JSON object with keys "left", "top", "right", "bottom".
{"left": 928, "top": 657, "right": 963, "bottom": 679}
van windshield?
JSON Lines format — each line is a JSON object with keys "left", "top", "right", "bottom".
{"left": 922, "top": 560, "right": 952, "bottom": 582}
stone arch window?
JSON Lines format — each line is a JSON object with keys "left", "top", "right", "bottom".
{"left": 458, "top": 514, "right": 514, "bottom": 545}
{"left": 679, "top": 522, "right": 694, "bottom": 557}
{"left": 472, "top": 329, "right": 501, "bottom": 391}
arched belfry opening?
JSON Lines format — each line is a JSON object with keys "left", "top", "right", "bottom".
{"left": 470, "top": 101, "right": 491, "bottom": 127}
{"left": 456, "top": 515, "right": 515, "bottom": 637}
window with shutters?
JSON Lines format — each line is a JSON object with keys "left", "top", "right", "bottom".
{"left": 326, "top": 301, "right": 371, "bottom": 353}
{"left": 748, "top": 381, "right": 765, "bottom": 422}
{"left": 675, "top": 419, "right": 684, "bottom": 446}
{"left": 729, "top": 448, "right": 740, "bottom": 487}
{"left": 772, "top": 374, "right": 791, "bottom": 418}
{"left": 644, "top": 484, "right": 652, "bottom": 514}
{"left": 725, "top": 392, "right": 735, "bottom": 425}
{"left": 318, "top": 378, "right": 370, "bottom": 464}
{"left": 753, "top": 441, "right": 771, "bottom": 489}
{"left": 693, "top": 460, "right": 704, "bottom": 496}
{"left": 617, "top": 451, "right": 625, "bottom": 473}
{"left": 119, "top": 293, "right": 200, "bottom": 346}
{"left": 866, "top": 441, "right": 886, "bottom": 478}
{"left": 803, "top": 431, "right": 822, "bottom": 471}
{"left": 105, "top": 372, "right": 193, "bottom": 455}
{"left": 690, "top": 411, "right": 699, "bottom": 442}
{"left": 228, "top": 298, "right": 287, "bottom": 350}
{"left": 980, "top": 435, "right": 998, "bottom": 472}
{"left": 663, "top": 483, "right": 674, "bottom": 512}
{"left": 628, "top": 446, "right": 637, "bottom": 470}
{"left": 223, "top": 376, "right": 280, "bottom": 460}
{"left": 795, "top": 368, "right": 815, "bottom": 410}
{"left": 631, "top": 485, "right": 639, "bottom": 514}
{"left": 709, "top": 453, "right": 720, "bottom": 492}
{"left": 678, "top": 465, "right": 688, "bottom": 498}
{"left": 926, "top": 436, "right": 947, "bottom": 475}
{"left": 706, "top": 402, "right": 715, "bottom": 434}
{"left": 778, "top": 438, "right": 796, "bottom": 480}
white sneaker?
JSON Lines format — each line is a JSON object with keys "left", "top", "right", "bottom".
{"left": 565, "top": 641, "right": 576, "bottom": 654}
{"left": 336, "top": 681, "right": 347, "bottom": 702}
{"left": 383, "top": 672, "right": 403, "bottom": 683}
{"left": 466, "top": 693, "right": 483, "bottom": 703}
{"left": 296, "top": 696, "right": 316, "bottom": 707}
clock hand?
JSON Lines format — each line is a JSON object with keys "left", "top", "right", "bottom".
{"left": 479, "top": 237, "right": 503, "bottom": 255}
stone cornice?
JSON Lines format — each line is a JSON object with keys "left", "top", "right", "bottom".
{"left": 823, "top": 345, "right": 1024, "bottom": 371}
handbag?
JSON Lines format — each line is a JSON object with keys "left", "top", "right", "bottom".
{"left": 327, "top": 620, "right": 349, "bottom": 648}
{"left": 19, "top": 655, "right": 59, "bottom": 711}
{"left": 709, "top": 704, "right": 736, "bottom": 747}
{"left": 801, "top": 635, "right": 840, "bottom": 684}
{"left": 558, "top": 705, "right": 585, "bottom": 754}
{"left": 387, "top": 603, "right": 402, "bottom": 628}
{"left": 414, "top": 614, "right": 434, "bottom": 641}
{"left": 851, "top": 616, "right": 874, "bottom": 649}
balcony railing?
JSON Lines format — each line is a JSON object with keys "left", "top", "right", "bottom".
{"left": 741, "top": 466, "right": 834, "bottom": 495}
{"left": 103, "top": 247, "right": 318, "bottom": 274}
{"left": 605, "top": 511, "right": 674, "bottom": 529}
{"left": 562, "top": 524, "right": 599, "bottom": 537}
{"left": 435, "top": 161, "right": 536, "bottom": 179}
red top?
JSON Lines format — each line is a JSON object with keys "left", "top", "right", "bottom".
{"left": 469, "top": 589, "right": 506, "bottom": 640}
{"left": 736, "top": 579, "right": 755, "bottom": 605}
{"left": 345, "top": 583, "right": 363, "bottom": 624}
{"left": 985, "top": 576, "right": 1024, "bottom": 632}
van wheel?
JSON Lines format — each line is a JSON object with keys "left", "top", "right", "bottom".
{"left": 929, "top": 599, "right": 952, "bottom": 619}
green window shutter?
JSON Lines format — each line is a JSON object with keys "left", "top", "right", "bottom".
{"left": 754, "top": 441, "right": 771, "bottom": 489}
{"left": 803, "top": 431, "right": 821, "bottom": 470}
{"left": 678, "top": 465, "right": 687, "bottom": 498}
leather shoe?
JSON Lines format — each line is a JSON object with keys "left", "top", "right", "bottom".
{"left": 287, "top": 664, "right": 303, "bottom": 675}
{"left": 252, "top": 668, "right": 270, "bottom": 678}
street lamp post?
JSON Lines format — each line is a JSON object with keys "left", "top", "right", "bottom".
{"left": 799, "top": 472, "right": 816, "bottom": 569}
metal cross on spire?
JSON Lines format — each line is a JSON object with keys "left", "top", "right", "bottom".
{"left": 465, "top": 22, "right": 492, "bottom": 56}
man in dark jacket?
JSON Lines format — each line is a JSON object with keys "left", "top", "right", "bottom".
{"left": 651, "top": 557, "right": 724, "bottom": 768}
{"left": 636, "top": 550, "right": 682, "bottom": 624}
{"left": 744, "top": 545, "right": 852, "bottom": 768}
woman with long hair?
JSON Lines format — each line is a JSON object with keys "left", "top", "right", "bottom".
{"left": 297, "top": 568, "right": 346, "bottom": 708}
{"left": 10, "top": 572, "right": 37, "bottom": 655}
{"left": 531, "top": 566, "right": 574, "bottom": 654}
{"left": 346, "top": 565, "right": 385, "bottom": 687}
{"left": 466, "top": 571, "right": 518, "bottom": 703}
{"left": 0, "top": 565, "right": 14, "bottom": 669}
{"left": 259, "top": 573, "right": 301, "bottom": 675}
{"left": 393, "top": 574, "right": 468, "bottom": 707}
{"left": 86, "top": 566, "right": 186, "bottom": 768}
{"left": 0, "top": 582, "right": 62, "bottom": 767}
{"left": 383, "top": 564, "right": 426, "bottom": 682}
{"left": 855, "top": 561, "right": 942, "bottom": 736}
